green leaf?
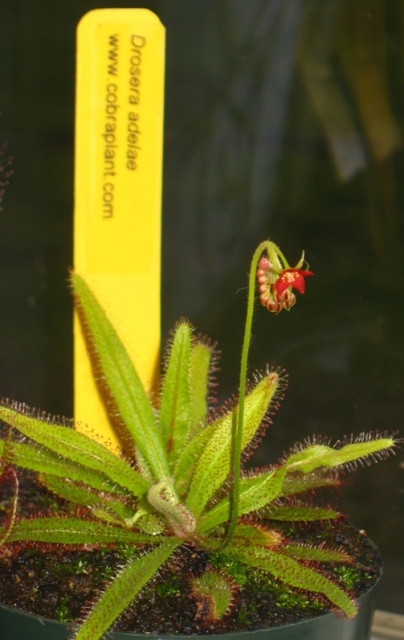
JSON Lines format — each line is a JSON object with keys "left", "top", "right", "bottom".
{"left": 198, "top": 466, "right": 286, "bottom": 533}
{"left": 285, "top": 438, "right": 395, "bottom": 474}
{"left": 188, "top": 341, "right": 212, "bottom": 438}
{"left": 281, "top": 471, "right": 340, "bottom": 497}
{"left": 0, "top": 405, "right": 148, "bottom": 498}
{"left": 73, "top": 539, "right": 180, "bottom": 640}
{"left": 172, "top": 341, "right": 214, "bottom": 493}
{"left": 263, "top": 505, "right": 340, "bottom": 522}
{"left": 4, "top": 517, "right": 163, "bottom": 545}
{"left": 160, "top": 322, "right": 192, "bottom": 461}
{"left": 0, "top": 440, "right": 120, "bottom": 493}
{"left": 232, "top": 523, "right": 283, "bottom": 548}
{"left": 71, "top": 273, "right": 169, "bottom": 482}
{"left": 174, "top": 420, "right": 217, "bottom": 497}
{"left": 284, "top": 544, "right": 352, "bottom": 564}
{"left": 191, "top": 569, "right": 234, "bottom": 621}
{"left": 233, "top": 546, "right": 357, "bottom": 618}
{"left": 186, "top": 372, "right": 279, "bottom": 518}
{"left": 39, "top": 474, "right": 136, "bottom": 525}
{"left": 127, "top": 507, "right": 164, "bottom": 535}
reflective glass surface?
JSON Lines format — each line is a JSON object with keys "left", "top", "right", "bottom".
{"left": 0, "top": 0, "right": 403, "bottom": 615}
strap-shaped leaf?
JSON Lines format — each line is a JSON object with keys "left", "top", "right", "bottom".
{"left": 0, "top": 406, "right": 148, "bottom": 498}
{"left": 233, "top": 545, "right": 357, "bottom": 618}
{"left": 283, "top": 544, "right": 352, "bottom": 563}
{"left": 160, "top": 322, "right": 192, "bottom": 460}
{"left": 3, "top": 517, "right": 163, "bottom": 545}
{"left": 74, "top": 539, "right": 180, "bottom": 640}
{"left": 186, "top": 373, "right": 279, "bottom": 517}
{"left": 285, "top": 437, "right": 395, "bottom": 474}
{"left": 232, "top": 523, "right": 283, "bottom": 548}
{"left": 39, "top": 474, "right": 135, "bottom": 525}
{"left": 198, "top": 466, "right": 286, "bottom": 533}
{"left": 173, "top": 342, "right": 215, "bottom": 493}
{"left": 188, "top": 341, "right": 212, "bottom": 438}
{"left": 263, "top": 505, "right": 340, "bottom": 521}
{"left": 0, "top": 440, "right": 120, "bottom": 493}
{"left": 174, "top": 420, "right": 217, "bottom": 497}
{"left": 281, "top": 472, "right": 340, "bottom": 497}
{"left": 71, "top": 273, "right": 169, "bottom": 481}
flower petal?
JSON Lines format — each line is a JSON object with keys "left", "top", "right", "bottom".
{"left": 274, "top": 269, "right": 313, "bottom": 297}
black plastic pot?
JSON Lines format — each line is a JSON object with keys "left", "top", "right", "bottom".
{"left": 0, "top": 576, "right": 379, "bottom": 640}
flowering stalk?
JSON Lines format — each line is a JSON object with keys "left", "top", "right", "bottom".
{"left": 223, "top": 240, "right": 313, "bottom": 548}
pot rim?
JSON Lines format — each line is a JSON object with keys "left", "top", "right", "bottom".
{"left": 0, "top": 576, "right": 380, "bottom": 640}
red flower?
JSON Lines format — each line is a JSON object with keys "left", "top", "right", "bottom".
{"left": 256, "top": 250, "right": 314, "bottom": 313}
{"left": 273, "top": 268, "right": 314, "bottom": 300}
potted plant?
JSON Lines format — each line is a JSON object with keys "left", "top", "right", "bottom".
{"left": 0, "top": 239, "right": 397, "bottom": 640}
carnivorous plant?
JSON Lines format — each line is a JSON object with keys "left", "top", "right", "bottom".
{"left": 0, "top": 240, "right": 396, "bottom": 640}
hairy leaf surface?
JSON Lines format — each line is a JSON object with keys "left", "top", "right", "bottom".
{"left": 0, "top": 440, "right": 120, "bottom": 493}
{"left": 73, "top": 539, "right": 180, "bottom": 640}
{"left": 39, "top": 474, "right": 136, "bottom": 525}
{"left": 160, "top": 322, "right": 191, "bottom": 461}
{"left": 191, "top": 569, "right": 234, "bottom": 621}
{"left": 71, "top": 273, "right": 169, "bottom": 481}
{"left": 234, "top": 545, "right": 357, "bottom": 618}
{"left": 285, "top": 438, "right": 395, "bottom": 473}
{"left": 198, "top": 466, "right": 286, "bottom": 533}
{"left": 174, "top": 420, "right": 217, "bottom": 497}
{"left": 0, "top": 405, "right": 148, "bottom": 497}
{"left": 263, "top": 505, "right": 340, "bottom": 521}
{"left": 3, "top": 517, "right": 163, "bottom": 545}
{"left": 188, "top": 341, "right": 212, "bottom": 438}
{"left": 281, "top": 472, "right": 340, "bottom": 497}
{"left": 187, "top": 372, "right": 279, "bottom": 517}
{"left": 283, "top": 544, "right": 352, "bottom": 563}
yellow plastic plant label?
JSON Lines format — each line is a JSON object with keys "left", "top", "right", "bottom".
{"left": 74, "top": 9, "right": 165, "bottom": 451}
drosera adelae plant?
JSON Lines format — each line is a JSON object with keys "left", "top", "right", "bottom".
{"left": 0, "top": 238, "right": 397, "bottom": 640}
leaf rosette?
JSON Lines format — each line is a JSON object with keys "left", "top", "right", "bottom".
{"left": 0, "top": 241, "right": 397, "bottom": 640}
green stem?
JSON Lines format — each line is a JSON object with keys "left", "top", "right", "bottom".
{"left": 222, "top": 240, "right": 286, "bottom": 548}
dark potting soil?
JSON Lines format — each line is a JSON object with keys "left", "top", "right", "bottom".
{"left": 0, "top": 475, "right": 382, "bottom": 636}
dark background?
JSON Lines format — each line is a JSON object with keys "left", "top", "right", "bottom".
{"left": 0, "top": 0, "right": 403, "bottom": 614}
